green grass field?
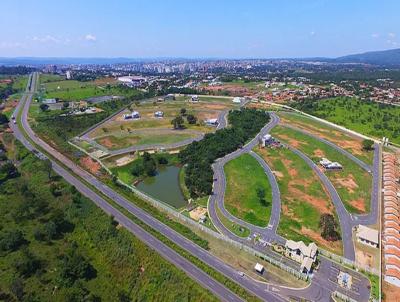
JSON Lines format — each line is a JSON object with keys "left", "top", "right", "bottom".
{"left": 272, "top": 125, "right": 372, "bottom": 214}
{"left": 224, "top": 153, "right": 272, "bottom": 227}
{"left": 96, "top": 132, "right": 197, "bottom": 150}
{"left": 278, "top": 112, "right": 374, "bottom": 165}
{"left": 255, "top": 146, "right": 343, "bottom": 254}
{"left": 215, "top": 206, "right": 251, "bottom": 237}
{"left": 41, "top": 78, "right": 139, "bottom": 101}
{"left": 292, "top": 96, "right": 400, "bottom": 145}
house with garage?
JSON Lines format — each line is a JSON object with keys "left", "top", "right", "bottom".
{"left": 285, "top": 240, "right": 318, "bottom": 274}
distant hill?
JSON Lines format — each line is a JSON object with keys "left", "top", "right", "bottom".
{"left": 334, "top": 48, "right": 400, "bottom": 66}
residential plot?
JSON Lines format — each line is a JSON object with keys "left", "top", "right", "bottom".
{"left": 271, "top": 125, "right": 372, "bottom": 214}
{"left": 86, "top": 96, "right": 238, "bottom": 152}
{"left": 278, "top": 112, "right": 374, "bottom": 164}
{"left": 224, "top": 153, "right": 273, "bottom": 227}
{"left": 255, "top": 146, "right": 343, "bottom": 255}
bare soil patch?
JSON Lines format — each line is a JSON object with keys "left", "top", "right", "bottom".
{"left": 383, "top": 281, "right": 400, "bottom": 302}
{"left": 80, "top": 156, "right": 101, "bottom": 175}
{"left": 288, "top": 179, "right": 333, "bottom": 214}
{"left": 355, "top": 249, "right": 374, "bottom": 268}
{"left": 99, "top": 137, "right": 116, "bottom": 149}
{"left": 349, "top": 198, "right": 366, "bottom": 212}
{"left": 272, "top": 170, "right": 284, "bottom": 178}
{"left": 334, "top": 174, "right": 358, "bottom": 193}
{"left": 301, "top": 227, "right": 342, "bottom": 253}
{"left": 314, "top": 149, "right": 325, "bottom": 157}
{"left": 276, "top": 134, "right": 306, "bottom": 148}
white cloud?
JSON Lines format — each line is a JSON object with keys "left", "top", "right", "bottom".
{"left": 0, "top": 41, "right": 25, "bottom": 49}
{"left": 388, "top": 32, "right": 396, "bottom": 38}
{"left": 310, "top": 31, "right": 316, "bottom": 36}
{"left": 32, "top": 35, "right": 61, "bottom": 43}
{"left": 371, "top": 33, "right": 379, "bottom": 38}
{"left": 386, "top": 39, "right": 398, "bottom": 46}
{"left": 84, "top": 34, "right": 97, "bottom": 41}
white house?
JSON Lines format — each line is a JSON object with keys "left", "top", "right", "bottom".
{"left": 154, "top": 111, "right": 164, "bottom": 118}
{"left": 191, "top": 95, "right": 199, "bottom": 102}
{"left": 205, "top": 118, "right": 218, "bottom": 126}
{"left": 232, "top": 97, "right": 244, "bottom": 104}
{"left": 285, "top": 240, "right": 318, "bottom": 274}
{"left": 355, "top": 225, "right": 379, "bottom": 248}
{"left": 261, "top": 134, "right": 273, "bottom": 147}
{"left": 124, "top": 111, "right": 140, "bottom": 119}
{"left": 117, "top": 76, "right": 147, "bottom": 87}
{"left": 319, "top": 158, "right": 342, "bottom": 170}
{"left": 43, "top": 98, "right": 57, "bottom": 104}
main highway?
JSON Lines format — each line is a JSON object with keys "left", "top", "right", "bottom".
{"left": 11, "top": 73, "right": 373, "bottom": 302}
{"left": 12, "top": 74, "right": 292, "bottom": 301}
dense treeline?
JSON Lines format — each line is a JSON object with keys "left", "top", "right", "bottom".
{"left": 179, "top": 108, "right": 269, "bottom": 197}
{"left": 0, "top": 66, "right": 36, "bottom": 75}
{"left": 0, "top": 82, "right": 17, "bottom": 100}
{"left": 0, "top": 139, "right": 216, "bottom": 301}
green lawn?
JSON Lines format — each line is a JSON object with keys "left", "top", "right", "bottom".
{"left": 224, "top": 153, "right": 272, "bottom": 227}
{"left": 41, "top": 78, "right": 140, "bottom": 101}
{"left": 215, "top": 206, "right": 250, "bottom": 237}
{"left": 278, "top": 112, "right": 374, "bottom": 165}
{"left": 96, "top": 132, "right": 197, "bottom": 150}
{"left": 272, "top": 125, "right": 372, "bottom": 214}
{"left": 291, "top": 96, "right": 400, "bottom": 145}
{"left": 255, "top": 146, "right": 343, "bottom": 254}
{"left": 39, "top": 73, "right": 63, "bottom": 83}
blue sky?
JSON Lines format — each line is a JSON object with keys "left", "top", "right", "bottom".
{"left": 0, "top": 0, "right": 399, "bottom": 58}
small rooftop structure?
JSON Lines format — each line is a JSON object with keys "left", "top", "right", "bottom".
{"left": 254, "top": 263, "right": 264, "bottom": 274}
{"left": 355, "top": 225, "right": 379, "bottom": 248}
{"left": 337, "top": 271, "right": 352, "bottom": 290}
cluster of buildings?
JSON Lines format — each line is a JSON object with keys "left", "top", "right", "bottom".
{"left": 263, "top": 82, "right": 354, "bottom": 103}
{"left": 117, "top": 75, "right": 147, "bottom": 87}
{"left": 382, "top": 152, "right": 400, "bottom": 288}
{"left": 319, "top": 158, "right": 343, "bottom": 170}
{"left": 284, "top": 240, "right": 318, "bottom": 274}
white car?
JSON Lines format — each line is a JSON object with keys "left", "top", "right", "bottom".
{"left": 238, "top": 271, "right": 245, "bottom": 277}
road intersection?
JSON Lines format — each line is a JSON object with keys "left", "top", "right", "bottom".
{"left": 11, "top": 73, "right": 374, "bottom": 301}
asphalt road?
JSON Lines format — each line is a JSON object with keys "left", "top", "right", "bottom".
{"left": 12, "top": 73, "right": 289, "bottom": 302}
{"left": 12, "top": 75, "right": 372, "bottom": 302}
{"left": 285, "top": 145, "right": 355, "bottom": 261}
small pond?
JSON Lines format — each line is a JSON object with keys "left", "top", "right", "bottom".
{"left": 136, "top": 165, "right": 187, "bottom": 208}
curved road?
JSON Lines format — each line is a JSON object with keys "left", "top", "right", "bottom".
{"left": 11, "top": 73, "right": 292, "bottom": 302}
{"left": 12, "top": 74, "right": 372, "bottom": 302}
{"left": 281, "top": 123, "right": 380, "bottom": 226}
